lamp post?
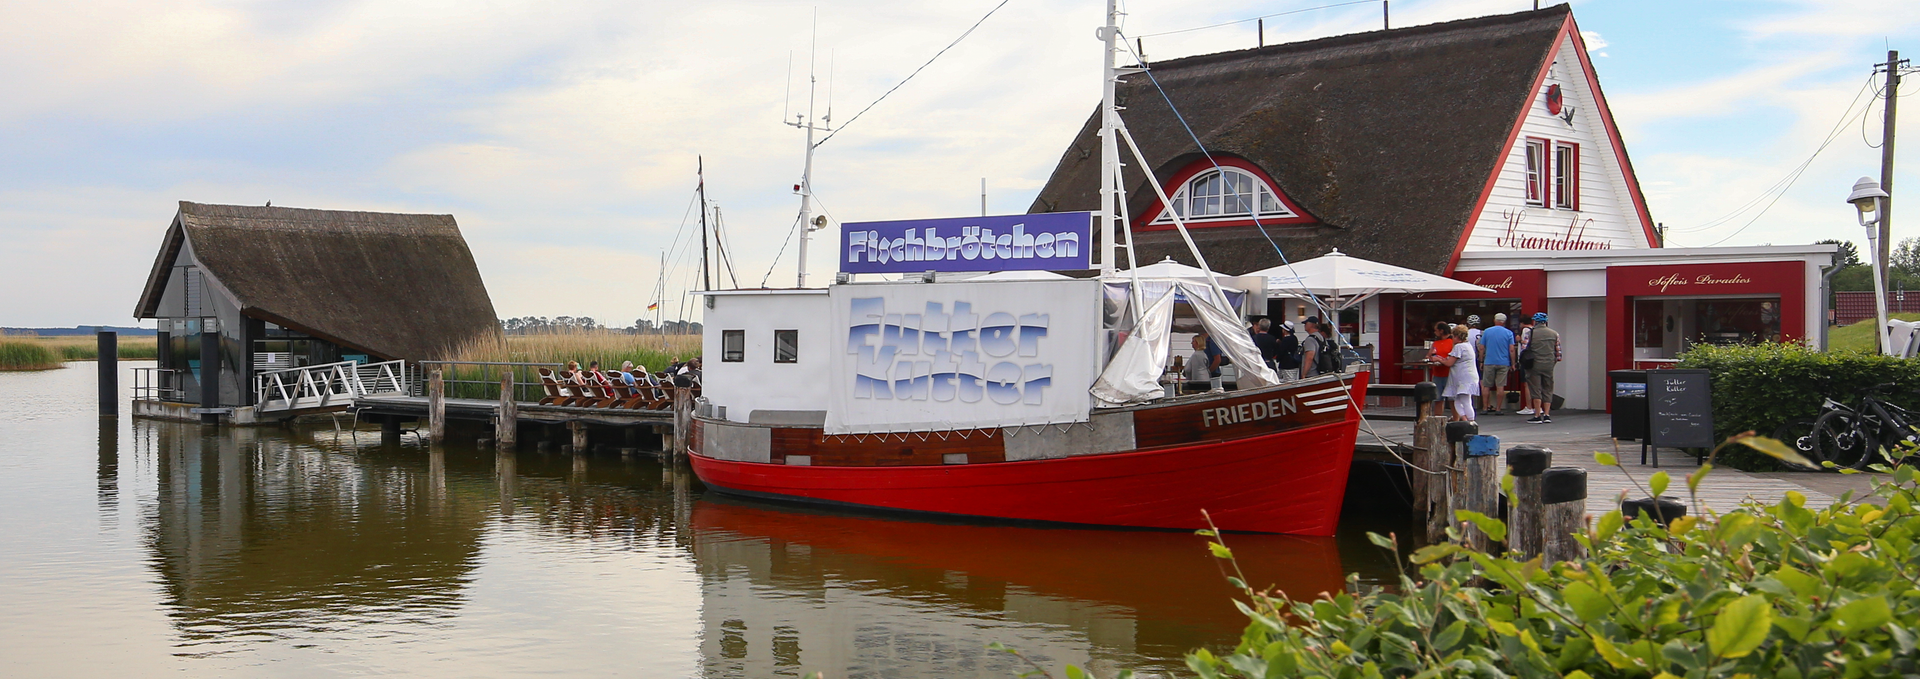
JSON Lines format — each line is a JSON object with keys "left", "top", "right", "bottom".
{"left": 1849, "top": 176, "right": 1893, "bottom": 354}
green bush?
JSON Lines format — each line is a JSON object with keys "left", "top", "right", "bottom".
{"left": 0, "top": 341, "right": 59, "bottom": 370}
{"left": 1184, "top": 443, "right": 1920, "bottom": 679}
{"left": 1676, "top": 342, "right": 1920, "bottom": 470}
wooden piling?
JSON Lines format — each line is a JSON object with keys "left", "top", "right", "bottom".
{"left": 496, "top": 372, "right": 518, "bottom": 449}
{"left": 1442, "top": 421, "right": 1483, "bottom": 549}
{"left": 1541, "top": 467, "right": 1588, "bottom": 564}
{"left": 569, "top": 420, "right": 588, "bottom": 452}
{"left": 97, "top": 330, "right": 118, "bottom": 417}
{"left": 427, "top": 369, "right": 445, "bottom": 444}
{"left": 672, "top": 388, "right": 692, "bottom": 458}
{"left": 1507, "top": 445, "right": 1553, "bottom": 559}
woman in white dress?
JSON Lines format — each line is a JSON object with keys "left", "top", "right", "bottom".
{"left": 1439, "top": 324, "right": 1480, "bottom": 422}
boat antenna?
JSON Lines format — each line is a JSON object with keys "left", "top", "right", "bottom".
{"left": 787, "top": 10, "right": 831, "bottom": 288}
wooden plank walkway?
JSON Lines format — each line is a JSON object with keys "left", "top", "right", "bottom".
{"left": 354, "top": 395, "right": 675, "bottom": 427}
{"left": 1358, "top": 411, "right": 1884, "bottom": 514}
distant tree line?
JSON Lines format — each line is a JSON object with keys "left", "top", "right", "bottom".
{"left": 1824, "top": 238, "right": 1920, "bottom": 294}
{"left": 498, "top": 316, "right": 701, "bottom": 335}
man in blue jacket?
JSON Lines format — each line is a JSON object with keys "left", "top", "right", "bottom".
{"left": 1476, "top": 313, "right": 1516, "bottom": 415}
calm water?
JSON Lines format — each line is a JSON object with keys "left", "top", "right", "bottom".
{"left": 1, "top": 361, "right": 1401, "bottom": 677}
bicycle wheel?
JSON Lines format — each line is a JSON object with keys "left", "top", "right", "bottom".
{"left": 1812, "top": 410, "right": 1876, "bottom": 470}
{"left": 1771, "top": 418, "right": 1823, "bottom": 470}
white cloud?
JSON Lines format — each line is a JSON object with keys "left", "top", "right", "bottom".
{"left": 1580, "top": 30, "right": 1608, "bottom": 57}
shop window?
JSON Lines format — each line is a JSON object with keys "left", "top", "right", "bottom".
{"left": 721, "top": 330, "right": 745, "bottom": 362}
{"left": 1633, "top": 299, "right": 1666, "bottom": 348}
{"left": 1553, "top": 142, "right": 1580, "bottom": 210}
{"left": 1153, "top": 167, "right": 1298, "bottom": 225}
{"left": 1524, "top": 138, "right": 1549, "bottom": 207}
{"left": 773, "top": 329, "right": 798, "bottom": 363}
{"left": 1694, "top": 298, "right": 1781, "bottom": 346}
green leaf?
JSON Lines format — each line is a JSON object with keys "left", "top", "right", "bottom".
{"left": 1733, "top": 434, "right": 1816, "bottom": 469}
{"left": 1687, "top": 463, "right": 1712, "bottom": 495}
{"left": 1366, "top": 532, "right": 1396, "bottom": 550}
{"left": 1563, "top": 581, "right": 1610, "bottom": 622}
{"left": 1501, "top": 472, "right": 1515, "bottom": 497}
{"left": 1434, "top": 620, "right": 1467, "bottom": 651}
{"left": 1409, "top": 543, "right": 1461, "bottom": 564}
{"left": 1065, "top": 666, "right": 1090, "bottom": 679}
{"left": 1594, "top": 510, "right": 1625, "bottom": 543}
{"left": 1455, "top": 509, "right": 1508, "bottom": 542}
{"left": 1707, "top": 594, "right": 1773, "bottom": 658}
{"left": 1649, "top": 471, "right": 1670, "bottom": 499}
{"left": 1193, "top": 528, "right": 1217, "bottom": 537}
{"left": 1591, "top": 633, "right": 1635, "bottom": 670}
{"left": 1596, "top": 452, "right": 1619, "bottom": 467}
{"left": 1208, "top": 542, "right": 1233, "bottom": 560}
{"left": 1829, "top": 596, "right": 1893, "bottom": 633}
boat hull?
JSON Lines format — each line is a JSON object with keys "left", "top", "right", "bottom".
{"left": 688, "top": 375, "right": 1367, "bottom": 536}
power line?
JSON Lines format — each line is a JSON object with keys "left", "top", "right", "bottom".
{"left": 814, "top": 0, "right": 1011, "bottom": 147}
{"left": 1692, "top": 78, "right": 1879, "bottom": 247}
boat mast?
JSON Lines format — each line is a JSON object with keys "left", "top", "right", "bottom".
{"left": 699, "top": 156, "right": 711, "bottom": 292}
{"left": 788, "top": 24, "right": 831, "bottom": 288}
{"left": 1098, "top": 0, "right": 1121, "bottom": 278}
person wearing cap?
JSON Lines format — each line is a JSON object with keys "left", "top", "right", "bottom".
{"left": 1464, "top": 314, "right": 1483, "bottom": 350}
{"left": 1273, "top": 319, "right": 1301, "bottom": 380}
{"left": 1526, "top": 312, "right": 1562, "bottom": 424}
{"left": 1478, "top": 313, "right": 1516, "bottom": 415}
{"left": 1299, "top": 317, "right": 1324, "bottom": 379}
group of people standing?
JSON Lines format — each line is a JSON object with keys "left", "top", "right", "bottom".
{"left": 1172, "top": 316, "right": 1342, "bottom": 393}
{"left": 1425, "top": 312, "right": 1561, "bottom": 424}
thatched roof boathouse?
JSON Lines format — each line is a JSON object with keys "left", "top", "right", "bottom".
{"left": 134, "top": 201, "right": 501, "bottom": 417}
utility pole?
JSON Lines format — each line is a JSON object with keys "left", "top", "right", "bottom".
{"left": 980, "top": 178, "right": 987, "bottom": 216}
{"left": 698, "top": 156, "right": 711, "bottom": 292}
{"left": 1383, "top": 0, "right": 1390, "bottom": 30}
{"left": 1876, "top": 50, "right": 1907, "bottom": 295}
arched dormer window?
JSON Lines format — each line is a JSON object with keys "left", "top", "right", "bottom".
{"left": 1142, "top": 158, "right": 1313, "bottom": 230}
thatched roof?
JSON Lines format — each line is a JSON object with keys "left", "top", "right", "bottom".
{"left": 135, "top": 201, "right": 501, "bottom": 361}
{"left": 1030, "top": 5, "right": 1575, "bottom": 275}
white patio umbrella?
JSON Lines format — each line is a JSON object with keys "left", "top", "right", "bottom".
{"left": 1243, "top": 249, "right": 1494, "bottom": 356}
{"left": 1243, "top": 249, "right": 1493, "bottom": 310}
{"left": 1120, "top": 256, "right": 1215, "bottom": 280}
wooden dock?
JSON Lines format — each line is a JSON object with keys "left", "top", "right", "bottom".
{"left": 1357, "top": 410, "right": 1881, "bottom": 515}
{"left": 355, "top": 395, "right": 674, "bottom": 427}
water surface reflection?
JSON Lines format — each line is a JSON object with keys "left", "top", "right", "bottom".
{"left": 5, "top": 362, "right": 1398, "bottom": 676}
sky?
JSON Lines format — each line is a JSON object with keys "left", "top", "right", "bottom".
{"left": 0, "top": 0, "right": 1914, "bottom": 329}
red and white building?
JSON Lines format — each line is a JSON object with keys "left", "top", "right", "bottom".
{"left": 1032, "top": 4, "right": 1837, "bottom": 410}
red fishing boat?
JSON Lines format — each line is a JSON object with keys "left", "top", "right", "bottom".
{"left": 683, "top": 0, "right": 1369, "bottom": 537}
{"left": 688, "top": 372, "right": 1367, "bottom": 536}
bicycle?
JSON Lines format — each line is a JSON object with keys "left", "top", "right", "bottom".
{"left": 1773, "top": 384, "right": 1920, "bottom": 471}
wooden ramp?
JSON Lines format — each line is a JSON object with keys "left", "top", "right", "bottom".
{"left": 353, "top": 395, "right": 675, "bottom": 427}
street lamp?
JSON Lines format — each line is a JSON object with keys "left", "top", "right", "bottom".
{"left": 1849, "top": 176, "right": 1893, "bottom": 354}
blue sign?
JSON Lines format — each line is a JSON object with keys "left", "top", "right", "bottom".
{"left": 840, "top": 212, "right": 1093, "bottom": 274}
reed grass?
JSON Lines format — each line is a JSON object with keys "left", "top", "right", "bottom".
{"left": 436, "top": 331, "right": 702, "bottom": 399}
{"left": 10, "top": 335, "right": 162, "bottom": 362}
{"left": 0, "top": 340, "right": 61, "bottom": 371}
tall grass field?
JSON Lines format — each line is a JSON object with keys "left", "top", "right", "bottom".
{"left": 1827, "top": 312, "right": 1920, "bottom": 354}
{"left": 436, "top": 331, "right": 702, "bottom": 399}
{"left": 0, "top": 334, "right": 160, "bottom": 370}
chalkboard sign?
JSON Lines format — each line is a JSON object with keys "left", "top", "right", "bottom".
{"left": 1648, "top": 369, "right": 1714, "bottom": 449}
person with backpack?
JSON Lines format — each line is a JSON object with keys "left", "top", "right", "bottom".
{"left": 1273, "top": 320, "right": 1301, "bottom": 380}
{"left": 1525, "top": 312, "right": 1562, "bottom": 424}
{"left": 1315, "top": 320, "right": 1343, "bottom": 376}
{"left": 1299, "top": 318, "right": 1324, "bottom": 379}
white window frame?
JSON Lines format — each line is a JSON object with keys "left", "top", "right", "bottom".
{"left": 1523, "top": 138, "right": 1549, "bottom": 207}
{"left": 1151, "top": 167, "right": 1298, "bottom": 225}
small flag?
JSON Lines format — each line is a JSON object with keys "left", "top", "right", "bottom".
{"left": 647, "top": 302, "right": 659, "bottom": 311}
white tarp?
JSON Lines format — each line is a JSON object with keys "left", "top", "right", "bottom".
{"left": 1179, "top": 281, "right": 1279, "bottom": 390}
{"left": 825, "top": 279, "right": 1101, "bottom": 435}
{"left": 1090, "top": 285, "right": 1177, "bottom": 405}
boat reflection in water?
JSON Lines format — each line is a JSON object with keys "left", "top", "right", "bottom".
{"left": 691, "top": 495, "right": 1347, "bottom": 678}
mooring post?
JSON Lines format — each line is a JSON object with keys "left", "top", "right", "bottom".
{"left": 1413, "top": 382, "right": 1449, "bottom": 537}
{"left": 672, "top": 388, "right": 692, "bottom": 459}
{"left": 496, "top": 372, "right": 517, "bottom": 449}
{"left": 569, "top": 420, "right": 588, "bottom": 452}
{"left": 97, "top": 330, "right": 118, "bottom": 417}
{"left": 1622, "top": 495, "right": 1687, "bottom": 527}
{"left": 1541, "top": 467, "right": 1589, "bottom": 564}
{"left": 1456, "top": 428, "right": 1498, "bottom": 552}
{"left": 428, "top": 369, "right": 445, "bottom": 444}
{"left": 380, "top": 415, "right": 401, "bottom": 445}
{"left": 1441, "top": 421, "right": 1483, "bottom": 549}
{"left": 1507, "top": 445, "right": 1553, "bottom": 559}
